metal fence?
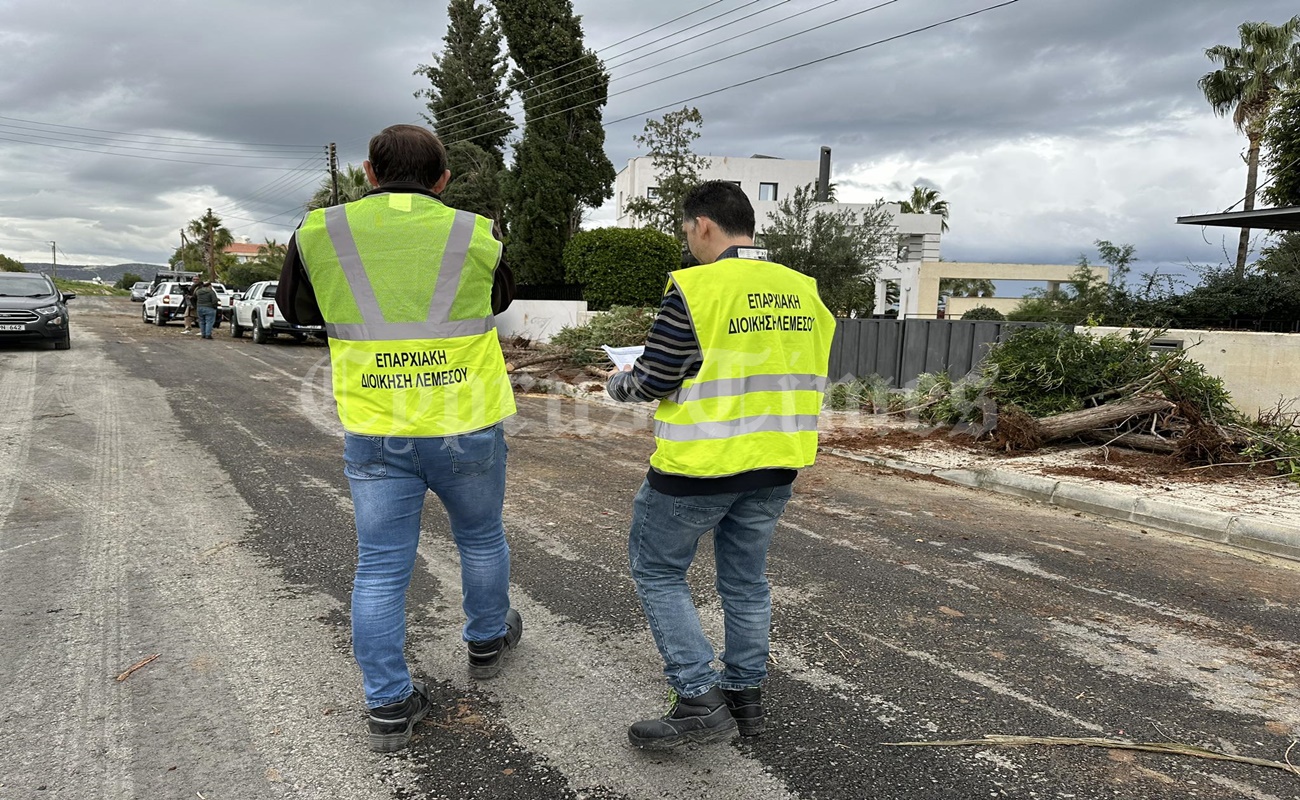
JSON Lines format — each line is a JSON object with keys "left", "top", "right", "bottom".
{"left": 828, "top": 318, "right": 1053, "bottom": 388}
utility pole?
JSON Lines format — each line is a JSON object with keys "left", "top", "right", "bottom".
{"left": 328, "top": 143, "right": 339, "bottom": 207}
{"left": 50, "top": 241, "right": 57, "bottom": 281}
{"left": 206, "top": 208, "right": 216, "bottom": 281}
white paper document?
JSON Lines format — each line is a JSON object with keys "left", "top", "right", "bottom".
{"left": 601, "top": 345, "right": 644, "bottom": 371}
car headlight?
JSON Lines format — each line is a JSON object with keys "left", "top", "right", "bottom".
{"left": 35, "top": 305, "right": 61, "bottom": 316}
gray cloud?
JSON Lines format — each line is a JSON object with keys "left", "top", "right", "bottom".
{"left": 0, "top": 0, "right": 1293, "bottom": 270}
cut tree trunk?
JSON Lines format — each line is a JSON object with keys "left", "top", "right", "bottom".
{"left": 1084, "top": 431, "right": 1179, "bottom": 454}
{"left": 1036, "top": 394, "right": 1175, "bottom": 443}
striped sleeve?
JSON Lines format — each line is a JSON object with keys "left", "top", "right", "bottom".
{"left": 606, "top": 286, "right": 701, "bottom": 403}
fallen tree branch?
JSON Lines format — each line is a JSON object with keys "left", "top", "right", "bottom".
{"left": 883, "top": 735, "right": 1300, "bottom": 776}
{"left": 505, "top": 352, "right": 570, "bottom": 372}
{"left": 115, "top": 653, "right": 161, "bottom": 682}
{"left": 1084, "top": 430, "right": 1178, "bottom": 454}
{"left": 1035, "top": 394, "right": 1175, "bottom": 444}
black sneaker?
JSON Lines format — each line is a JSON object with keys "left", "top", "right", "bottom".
{"left": 722, "top": 687, "right": 764, "bottom": 737}
{"left": 627, "top": 686, "right": 738, "bottom": 750}
{"left": 367, "top": 681, "right": 431, "bottom": 753}
{"left": 467, "top": 608, "right": 523, "bottom": 679}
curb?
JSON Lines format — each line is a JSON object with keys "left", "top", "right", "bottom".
{"left": 824, "top": 448, "right": 1300, "bottom": 562}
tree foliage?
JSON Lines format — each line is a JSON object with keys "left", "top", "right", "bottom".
{"left": 308, "top": 164, "right": 371, "bottom": 211}
{"left": 1198, "top": 15, "right": 1300, "bottom": 275}
{"left": 960, "top": 306, "right": 1005, "bottom": 321}
{"left": 548, "top": 305, "right": 658, "bottom": 365}
{"left": 622, "top": 107, "right": 707, "bottom": 244}
{"left": 0, "top": 253, "right": 26, "bottom": 272}
{"left": 113, "top": 272, "right": 144, "bottom": 289}
{"left": 763, "top": 184, "right": 893, "bottom": 317}
{"left": 218, "top": 239, "right": 286, "bottom": 289}
{"left": 898, "top": 184, "right": 950, "bottom": 233}
{"left": 1256, "top": 231, "right": 1300, "bottom": 275}
{"left": 415, "top": 0, "right": 514, "bottom": 161}
{"left": 493, "top": 0, "right": 615, "bottom": 284}
{"left": 171, "top": 209, "right": 234, "bottom": 279}
{"left": 1008, "top": 240, "right": 1146, "bottom": 325}
{"left": 415, "top": 0, "right": 512, "bottom": 223}
{"left": 440, "top": 141, "right": 505, "bottom": 221}
{"left": 563, "top": 227, "right": 679, "bottom": 310}
{"left": 1263, "top": 86, "right": 1300, "bottom": 208}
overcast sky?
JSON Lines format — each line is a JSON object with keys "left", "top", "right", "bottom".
{"left": 0, "top": 0, "right": 1293, "bottom": 279}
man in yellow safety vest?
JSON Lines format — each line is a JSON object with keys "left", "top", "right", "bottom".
{"left": 606, "top": 180, "right": 835, "bottom": 750}
{"left": 276, "top": 124, "right": 521, "bottom": 753}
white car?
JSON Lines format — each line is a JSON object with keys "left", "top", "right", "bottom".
{"left": 141, "top": 282, "right": 190, "bottom": 325}
{"left": 209, "top": 282, "right": 234, "bottom": 323}
{"left": 128, "top": 281, "right": 152, "bottom": 302}
{"left": 230, "top": 280, "right": 324, "bottom": 344}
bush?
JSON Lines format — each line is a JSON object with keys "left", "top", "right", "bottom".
{"left": 961, "top": 305, "right": 1005, "bottom": 321}
{"left": 114, "top": 272, "right": 144, "bottom": 290}
{"left": 548, "top": 305, "right": 658, "bottom": 366}
{"left": 563, "top": 227, "right": 679, "bottom": 311}
{"left": 0, "top": 253, "right": 25, "bottom": 272}
{"left": 825, "top": 374, "right": 894, "bottom": 412}
{"left": 224, "top": 261, "right": 282, "bottom": 290}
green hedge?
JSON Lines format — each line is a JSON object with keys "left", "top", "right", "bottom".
{"left": 563, "top": 227, "right": 679, "bottom": 310}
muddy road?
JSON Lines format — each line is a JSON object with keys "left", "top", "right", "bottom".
{"left": 2, "top": 298, "right": 1298, "bottom": 800}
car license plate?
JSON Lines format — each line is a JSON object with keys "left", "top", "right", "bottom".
{"left": 0, "top": 324, "right": 26, "bottom": 331}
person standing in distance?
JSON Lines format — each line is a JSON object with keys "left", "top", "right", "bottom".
{"left": 276, "top": 124, "right": 521, "bottom": 753}
{"left": 606, "top": 181, "right": 835, "bottom": 750}
{"left": 192, "top": 280, "right": 219, "bottom": 339}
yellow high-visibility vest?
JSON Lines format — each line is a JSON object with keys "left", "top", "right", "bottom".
{"left": 650, "top": 258, "right": 835, "bottom": 477}
{"left": 296, "top": 193, "right": 515, "bottom": 437}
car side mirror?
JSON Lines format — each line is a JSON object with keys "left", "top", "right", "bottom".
{"left": 62, "top": 292, "right": 76, "bottom": 302}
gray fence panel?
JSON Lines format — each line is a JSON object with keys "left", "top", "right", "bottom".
{"left": 828, "top": 318, "right": 1056, "bottom": 388}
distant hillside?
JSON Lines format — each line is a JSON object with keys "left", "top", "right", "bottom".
{"left": 23, "top": 262, "right": 168, "bottom": 285}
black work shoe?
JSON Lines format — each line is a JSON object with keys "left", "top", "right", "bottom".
{"left": 367, "top": 681, "right": 431, "bottom": 753}
{"left": 468, "top": 608, "right": 523, "bottom": 679}
{"left": 722, "top": 687, "right": 764, "bottom": 737}
{"left": 627, "top": 686, "right": 738, "bottom": 750}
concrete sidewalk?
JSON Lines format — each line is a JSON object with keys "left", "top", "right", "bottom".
{"left": 826, "top": 447, "right": 1300, "bottom": 563}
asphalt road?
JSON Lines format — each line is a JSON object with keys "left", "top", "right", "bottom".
{"left": 2, "top": 297, "right": 1299, "bottom": 800}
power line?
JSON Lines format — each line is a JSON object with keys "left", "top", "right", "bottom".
{"left": 0, "top": 133, "right": 321, "bottom": 170}
{"left": 0, "top": 123, "right": 326, "bottom": 159}
{"left": 460, "top": 0, "right": 894, "bottom": 136}
{"left": 457, "top": 0, "right": 1021, "bottom": 145}
{"left": 414, "top": 0, "right": 751, "bottom": 136}
{"left": 441, "top": 0, "right": 903, "bottom": 139}
{"left": 0, "top": 114, "right": 319, "bottom": 150}
{"left": 437, "top": 0, "right": 804, "bottom": 133}
{"left": 608, "top": 0, "right": 1023, "bottom": 125}
{"left": 208, "top": 155, "right": 328, "bottom": 213}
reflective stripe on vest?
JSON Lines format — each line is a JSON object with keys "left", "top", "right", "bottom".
{"left": 648, "top": 258, "right": 835, "bottom": 478}
{"left": 321, "top": 204, "right": 493, "bottom": 340}
{"left": 296, "top": 194, "right": 515, "bottom": 437}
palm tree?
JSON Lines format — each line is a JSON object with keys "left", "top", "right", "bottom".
{"left": 308, "top": 164, "right": 373, "bottom": 210}
{"left": 183, "top": 209, "right": 234, "bottom": 280}
{"left": 899, "top": 185, "right": 950, "bottom": 233}
{"left": 1199, "top": 16, "right": 1300, "bottom": 277}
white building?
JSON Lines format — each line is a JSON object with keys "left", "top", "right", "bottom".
{"left": 613, "top": 153, "right": 944, "bottom": 316}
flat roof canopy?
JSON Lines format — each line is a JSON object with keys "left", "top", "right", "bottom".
{"left": 1177, "top": 206, "right": 1300, "bottom": 231}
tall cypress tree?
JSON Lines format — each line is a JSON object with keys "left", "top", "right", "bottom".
{"left": 415, "top": 0, "right": 513, "bottom": 160}
{"left": 493, "top": 0, "right": 615, "bottom": 285}
{"left": 415, "top": 0, "right": 512, "bottom": 221}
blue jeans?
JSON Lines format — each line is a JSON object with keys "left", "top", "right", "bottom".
{"left": 627, "top": 480, "right": 794, "bottom": 699}
{"left": 343, "top": 423, "right": 510, "bottom": 708}
{"left": 197, "top": 306, "right": 216, "bottom": 337}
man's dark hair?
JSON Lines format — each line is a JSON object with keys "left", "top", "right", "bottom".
{"left": 682, "top": 181, "right": 755, "bottom": 238}
{"left": 368, "top": 124, "right": 448, "bottom": 187}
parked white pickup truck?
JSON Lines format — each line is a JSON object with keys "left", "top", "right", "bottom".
{"left": 230, "top": 280, "right": 324, "bottom": 344}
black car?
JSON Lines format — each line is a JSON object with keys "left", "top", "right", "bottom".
{"left": 0, "top": 272, "right": 74, "bottom": 350}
